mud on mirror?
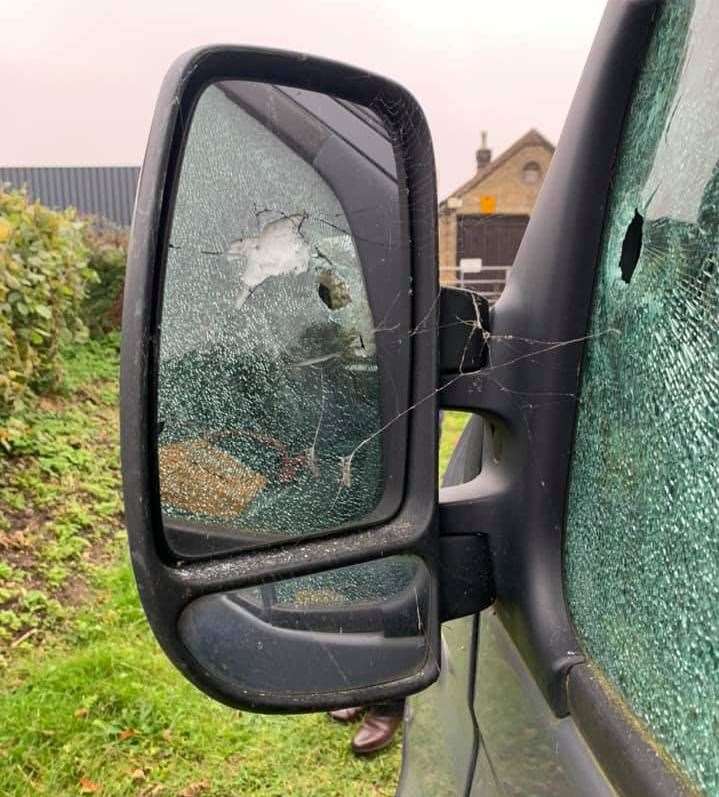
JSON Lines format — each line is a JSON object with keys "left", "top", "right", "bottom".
{"left": 120, "top": 47, "right": 441, "bottom": 711}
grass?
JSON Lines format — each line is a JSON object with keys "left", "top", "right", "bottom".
{"left": 439, "top": 411, "right": 471, "bottom": 480}
{"left": 0, "top": 565, "right": 400, "bottom": 796}
{"left": 0, "top": 335, "right": 124, "bottom": 652}
{"left": 0, "top": 337, "right": 470, "bottom": 796}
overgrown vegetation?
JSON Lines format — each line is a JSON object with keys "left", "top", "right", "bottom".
{"left": 81, "top": 220, "right": 127, "bottom": 338}
{"left": 0, "top": 191, "right": 127, "bottom": 454}
{"left": 0, "top": 337, "right": 467, "bottom": 795}
{"left": 0, "top": 192, "right": 467, "bottom": 792}
{"left": 0, "top": 336, "right": 123, "bottom": 651}
{"left": 0, "top": 336, "right": 407, "bottom": 796}
{"left": 0, "top": 189, "right": 93, "bottom": 430}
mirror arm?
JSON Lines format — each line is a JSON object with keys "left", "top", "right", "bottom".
{"left": 438, "top": 285, "right": 490, "bottom": 376}
{"left": 436, "top": 286, "right": 495, "bottom": 622}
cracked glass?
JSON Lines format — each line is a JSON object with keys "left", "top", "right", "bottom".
{"left": 157, "top": 81, "right": 396, "bottom": 552}
{"left": 565, "top": 2, "right": 719, "bottom": 793}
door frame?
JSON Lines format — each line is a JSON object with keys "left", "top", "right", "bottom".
{"left": 435, "top": 1, "right": 694, "bottom": 794}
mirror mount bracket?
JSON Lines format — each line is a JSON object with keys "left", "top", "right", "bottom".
{"left": 437, "top": 285, "right": 495, "bottom": 622}
{"left": 438, "top": 285, "right": 490, "bottom": 376}
{"left": 439, "top": 533, "right": 495, "bottom": 623}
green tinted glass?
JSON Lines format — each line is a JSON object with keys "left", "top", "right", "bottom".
{"left": 565, "top": 2, "right": 719, "bottom": 793}
{"left": 157, "top": 84, "right": 384, "bottom": 550}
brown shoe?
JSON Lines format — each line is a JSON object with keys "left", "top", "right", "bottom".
{"left": 351, "top": 709, "right": 403, "bottom": 755}
{"left": 328, "top": 706, "right": 364, "bottom": 723}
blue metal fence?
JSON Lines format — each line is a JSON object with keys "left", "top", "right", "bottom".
{"left": 0, "top": 166, "right": 140, "bottom": 227}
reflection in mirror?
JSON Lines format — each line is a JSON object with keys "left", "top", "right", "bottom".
{"left": 178, "top": 555, "right": 430, "bottom": 695}
{"left": 157, "top": 81, "right": 406, "bottom": 555}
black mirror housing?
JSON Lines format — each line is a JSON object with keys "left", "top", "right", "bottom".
{"left": 120, "top": 46, "right": 441, "bottom": 712}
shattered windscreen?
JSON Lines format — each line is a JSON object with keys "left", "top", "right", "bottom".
{"left": 157, "top": 83, "right": 389, "bottom": 549}
{"left": 565, "top": 2, "right": 719, "bottom": 792}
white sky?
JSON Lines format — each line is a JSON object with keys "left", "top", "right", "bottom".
{"left": 1, "top": 0, "right": 606, "bottom": 196}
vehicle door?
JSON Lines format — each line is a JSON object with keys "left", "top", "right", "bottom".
{"left": 400, "top": 1, "right": 718, "bottom": 795}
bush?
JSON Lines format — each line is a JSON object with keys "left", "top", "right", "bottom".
{"left": 0, "top": 188, "right": 95, "bottom": 425}
{"left": 81, "top": 218, "right": 127, "bottom": 337}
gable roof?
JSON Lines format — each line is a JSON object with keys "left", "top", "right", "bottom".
{"left": 441, "top": 128, "right": 554, "bottom": 208}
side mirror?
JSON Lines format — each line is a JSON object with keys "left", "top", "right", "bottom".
{"left": 121, "top": 46, "right": 443, "bottom": 711}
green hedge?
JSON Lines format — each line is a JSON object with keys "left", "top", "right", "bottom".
{"left": 81, "top": 219, "right": 127, "bottom": 338}
{"left": 0, "top": 188, "right": 95, "bottom": 427}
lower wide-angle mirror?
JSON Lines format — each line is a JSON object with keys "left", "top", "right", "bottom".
{"left": 180, "top": 556, "right": 430, "bottom": 697}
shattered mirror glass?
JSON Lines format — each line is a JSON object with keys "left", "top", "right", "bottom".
{"left": 157, "top": 80, "right": 408, "bottom": 555}
{"left": 179, "top": 555, "right": 430, "bottom": 695}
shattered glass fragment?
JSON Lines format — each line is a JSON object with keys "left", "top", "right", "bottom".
{"left": 157, "top": 82, "right": 388, "bottom": 550}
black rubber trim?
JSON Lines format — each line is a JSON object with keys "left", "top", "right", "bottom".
{"left": 567, "top": 664, "right": 700, "bottom": 797}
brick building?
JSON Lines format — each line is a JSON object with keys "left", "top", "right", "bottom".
{"left": 438, "top": 129, "right": 554, "bottom": 300}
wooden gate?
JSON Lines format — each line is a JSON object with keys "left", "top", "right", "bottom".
{"left": 456, "top": 214, "right": 530, "bottom": 299}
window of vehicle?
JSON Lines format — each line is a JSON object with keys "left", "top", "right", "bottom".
{"left": 565, "top": 2, "right": 719, "bottom": 793}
